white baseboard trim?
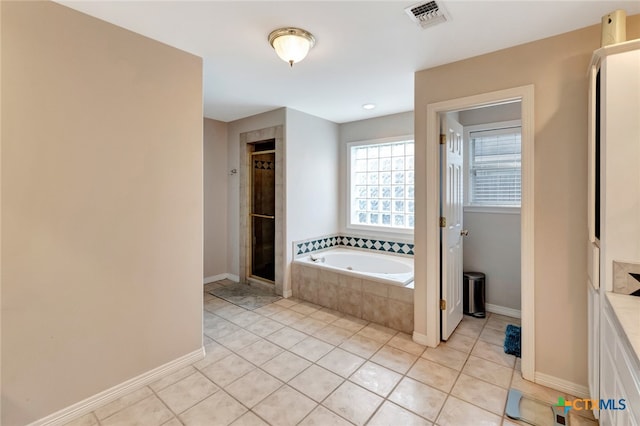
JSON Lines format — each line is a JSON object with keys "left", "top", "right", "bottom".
{"left": 486, "top": 303, "right": 522, "bottom": 319}
{"left": 535, "top": 372, "right": 590, "bottom": 399}
{"left": 282, "top": 289, "right": 292, "bottom": 298}
{"left": 412, "top": 331, "right": 430, "bottom": 347}
{"left": 30, "top": 348, "right": 205, "bottom": 426}
{"left": 203, "top": 273, "right": 239, "bottom": 285}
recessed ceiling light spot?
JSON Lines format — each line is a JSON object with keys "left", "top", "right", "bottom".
{"left": 362, "top": 103, "right": 376, "bottom": 110}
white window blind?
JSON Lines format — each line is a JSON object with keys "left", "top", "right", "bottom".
{"left": 349, "top": 140, "right": 414, "bottom": 230}
{"left": 469, "top": 127, "right": 521, "bottom": 206}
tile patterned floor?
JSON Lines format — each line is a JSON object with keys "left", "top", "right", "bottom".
{"left": 65, "top": 279, "right": 598, "bottom": 426}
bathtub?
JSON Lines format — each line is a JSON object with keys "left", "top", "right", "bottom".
{"left": 294, "top": 248, "right": 413, "bottom": 286}
{"left": 291, "top": 247, "right": 414, "bottom": 333}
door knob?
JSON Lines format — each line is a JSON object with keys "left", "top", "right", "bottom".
{"left": 460, "top": 229, "right": 469, "bottom": 236}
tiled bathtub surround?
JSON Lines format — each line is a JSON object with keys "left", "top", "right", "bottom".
{"left": 295, "top": 234, "right": 414, "bottom": 257}
{"left": 291, "top": 263, "right": 414, "bottom": 333}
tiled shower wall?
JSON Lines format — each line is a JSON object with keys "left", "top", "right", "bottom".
{"left": 291, "top": 263, "right": 414, "bottom": 334}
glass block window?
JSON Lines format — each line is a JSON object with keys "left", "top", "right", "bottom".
{"left": 349, "top": 139, "right": 414, "bottom": 230}
{"left": 468, "top": 127, "right": 521, "bottom": 206}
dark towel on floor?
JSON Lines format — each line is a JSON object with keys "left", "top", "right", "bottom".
{"left": 504, "top": 324, "right": 521, "bottom": 358}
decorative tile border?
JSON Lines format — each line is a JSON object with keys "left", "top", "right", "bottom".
{"left": 295, "top": 234, "right": 414, "bottom": 257}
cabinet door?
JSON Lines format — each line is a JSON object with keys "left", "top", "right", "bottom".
{"left": 588, "top": 283, "right": 599, "bottom": 408}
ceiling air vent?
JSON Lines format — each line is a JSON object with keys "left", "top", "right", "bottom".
{"left": 405, "top": 1, "right": 450, "bottom": 29}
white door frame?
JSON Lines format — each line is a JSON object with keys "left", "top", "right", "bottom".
{"left": 421, "top": 85, "right": 535, "bottom": 381}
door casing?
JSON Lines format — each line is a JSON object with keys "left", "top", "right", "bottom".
{"left": 414, "top": 85, "right": 535, "bottom": 381}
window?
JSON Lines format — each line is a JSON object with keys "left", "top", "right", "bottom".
{"left": 349, "top": 138, "right": 414, "bottom": 231}
{"left": 468, "top": 126, "right": 521, "bottom": 207}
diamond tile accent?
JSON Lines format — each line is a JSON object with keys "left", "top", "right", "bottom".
{"left": 294, "top": 234, "right": 413, "bottom": 257}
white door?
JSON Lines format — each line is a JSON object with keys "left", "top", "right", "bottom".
{"left": 441, "top": 114, "right": 465, "bottom": 340}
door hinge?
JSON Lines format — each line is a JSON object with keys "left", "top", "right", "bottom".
{"left": 439, "top": 217, "right": 446, "bottom": 227}
{"left": 440, "top": 299, "right": 446, "bottom": 310}
{"left": 440, "top": 134, "right": 446, "bottom": 144}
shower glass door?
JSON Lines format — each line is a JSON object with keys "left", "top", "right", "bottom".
{"left": 250, "top": 143, "right": 275, "bottom": 282}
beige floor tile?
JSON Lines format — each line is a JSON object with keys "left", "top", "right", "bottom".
{"left": 289, "top": 365, "right": 344, "bottom": 402}
{"left": 451, "top": 373, "right": 508, "bottom": 415}
{"left": 485, "top": 314, "right": 520, "bottom": 332}
{"left": 436, "top": 396, "right": 502, "bottom": 426}
{"left": 193, "top": 342, "right": 232, "bottom": 370}
{"left": 101, "top": 395, "right": 173, "bottom": 426}
{"left": 349, "top": 361, "right": 402, "bottom": 397}
{"left": 157, "top": 372, "right": 219, "bottom": 414}
{"left": 265, "top": 326, "right": 307, "bottom": 349}
{"left": 313, "top": 324, "right": 354, "bottom": 346}
{"left": 261, "top": 351, "right": 312, "bottom": 382}
{"left": 471, "top": 340, "right": 516, "bottom": 368}
{"left": 228, "top": 311, "right": 264, "bottom": 328}
{"left": 216, "top": 329, "right": 261, "bottom": 352}
{"left": 270, "top": 309, "right": 307, "bottom": 325}
{"left": 332, "top": 315, "right": 368, "bottom": 333}
{"left": 95, "top": 387, "right": 153, "bottom": 420}
{"left": 480, "top": 326, "right": 507, "bottom": 346}
{"left": 370, "top": 345, "right": 418, "bottom": 374}
{"left": 317, "top": 348, "right": 366, "bottom": 378}
{"left": 149, "top": 365, "right": 197, "bottom": 392}
{"left": 252, "top": 304, "right": 288, "bottom": 317}
{"left": 161, "top": 418, "right": 182, "bottom": 426}
{"left": 290, "top": 317, "right": 327, "bottom": 335}
{"left": 290, "top": 336, "right": 334, "bottom": 362}
{"left": 565, "top": 395, "right": 597, "bottom": 421}
{"left": 229, "top": 411, "right": 270, "bottom": 426}
{"left": 510, "top": 373, "right": 565, "bottom": 405}
{"left": 502, "top": 418, "right": 523, "bottom": 426}
{"left": 356, "top": 323, "right": 397, "bottom": 343}
{"left": 515, "top": 357, "right": 522, "bottom": 372}
{"left": 298, "top": 405, "right": 352, "bottom": 426}
{"left": 386, "top": 332, "right": 426, "bottom": 356}
{"left": 244, "top": 317, "right": 285, "bottom": 337}
{"left": 238, "top": 339, "right": 283, "bottom": 366}
{"left": 323, "top": 381, "right": 383, "bottom": 426}
{"left": 388, "top": 377, "right": 447, "bottom": 422}
{"left": 203, "top": 316, "right": 242, "bottom": 340}
{"left": 407, "top": 358, "right": 459, "bottom": 393}
{"left": 367, "top": 401, "right": 431, "bottom": 426}
{"left": 180, "top": 391, "right": 247, "bottom": 426}
{"left": 309, "top": 308, "right": 343, "bottom": 323}
{"left": 253, "top": 385, "right": 317, "bottom": 426}
{"left": 454, "top": 318, "right": 485, "bottom": 339}
{"left": 203, "top": 335, "right": 214, "bottom": 346}
{"left": 290, "top": 302, "right": 320, "bottom": 315}
{"left": 273, "top": 298, "right": 300, "bottom": 308}
{"left": 63, "top": 412, "right": 99, "bottom": 426}
{"left": 215, "top": 304, "right": 250, "bottom": 319}
{"left": 421, "top": 344, "right": 468, "bottom": 370}
{"left": 203, "top": 297, "right": 233, "bottom": 313}
{"left": 339, "top": 334, "right": 384, "bottom": 358}
{"left": 225, "top": 369, "right": 283, "bottom": 408}
{"left": 200, "top": 353, "right": 255, "bottom": 387}
{"left": 462, "top": 355, "right": 514, "bottom": 389}
{"left": 442, "top": 332, "right": 477, "bottom": 353}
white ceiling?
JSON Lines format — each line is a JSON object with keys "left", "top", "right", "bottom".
{"left": 57, "top": 1, "right": 640, "bottom": 124}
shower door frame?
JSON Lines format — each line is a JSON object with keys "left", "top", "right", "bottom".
{"left": 249, "top": 147, "right": 276, "bottom": 283}
{"left": 239, "top": 125, "right": 285, "bottom": 295}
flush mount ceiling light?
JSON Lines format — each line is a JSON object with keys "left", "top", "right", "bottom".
{"left": 362, "top": 103, "right": 376, "bottom": 110}
{"left": 268, "top": 27, "right": 315, "bottom": 67}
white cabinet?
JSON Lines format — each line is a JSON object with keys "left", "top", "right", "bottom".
{"left": 588, "top": 39, "right": 640, "bottom": 420}
{"left": 601, "top": 298, "right": 640, "bottom": 425}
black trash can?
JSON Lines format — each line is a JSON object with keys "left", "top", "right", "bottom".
{"left": 463, "top": 272, "right": 486, "bottom": 318}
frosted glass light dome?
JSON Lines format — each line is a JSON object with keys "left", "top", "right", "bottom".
{"left": 268, "top": 28, "right": 315, "bottom": 67}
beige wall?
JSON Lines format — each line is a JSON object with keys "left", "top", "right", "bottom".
{"left": 415, "top": 16, "right": 640, "bottom": 388}
{"left": 204, "top": 118, "right": 229, "bottom": 280}
{"left": 1, "top": 2, "right": 203, "bottom": 424}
